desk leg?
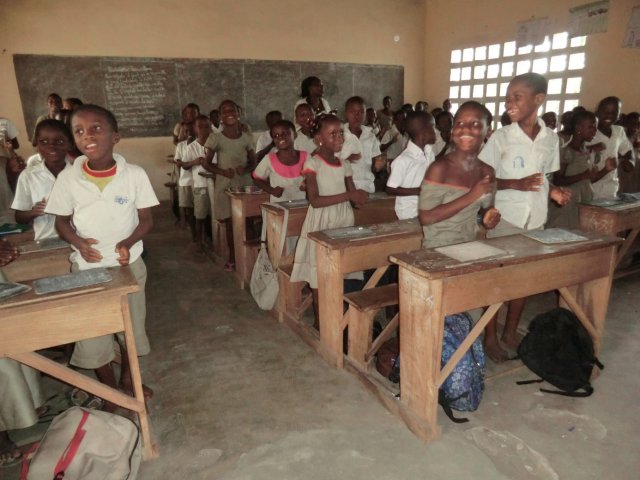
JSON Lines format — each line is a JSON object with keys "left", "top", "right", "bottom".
{"left": 121, "top": 297, "right": 158, "bottom": 459}
{"left": 231, "top": 200, "right": 246, "bottom": 289}
{"left": 399, "top": 268, "right": 444, "bottom": 441}
{"left": 616, "top": 227, "right": 640, "bottom": 269}
{"left": 317, "top": 244, "right": 344, "bottom": 368}
{"left": 267, "top": 215, "right": 284, "bottom": 267}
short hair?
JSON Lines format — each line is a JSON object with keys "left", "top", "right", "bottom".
{"left": 570, "top": 110, "right": 597, "bottom": 133}
{"left": 455, "top": 101, "right": 491, "bottom": 124}
{"left": 71, "top": 104, "right": 118, "bottom": 132}
{"left": 34, "top": 119, "right": 73, "bottom": 144}
{"left": 596, "top": 96, "right": 621, "bottom": 112}
{"left": 345, "top": 96, "right": 365, "bottom": 109}
{"left": 405, "top": 111, "right": 434, "bottom": 141}
{"left": 194, "top": 114, "right": 209, "bottom": 123}
{"left": 511, "top": 72, "right": 548, "bottom": 94}
{"left": 48, "top": 93, "right": 62, "bottom": 102}
{"left": 270, "top": 119, "right": 296, "bottom": 136}
{"left": 435, "top": 110, "right": 454, "bottom": 125}
{"left": 310, "top": 113, "right": 341, "bottom": 137}
{"left": 266, "top": 110, "right": 283, "bottom": 121}
{"left": 300, "top": 76, "right": 321, "bottom": 98}
{"left": 626, "top": 112, "right": 640, "bottom": 123}
{"left": 383, "top": 96, "right": 392, "bottom": 103}
{"left": 218, "top": 99, "right": 240, "bottom": 112}
{"left": 185, "top": 103, "right": 200, "bottom": 114}
{"left": 295, "top": 103, "right": 312, "bottom": 115}
{"left": 64, "top": 97, "right": 83, "bottom": 108}
{"left": 393, "top": 109, "right": 406, "bottom": 120}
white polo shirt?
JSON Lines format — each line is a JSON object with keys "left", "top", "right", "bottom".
{"left": 586, "top": 126, "right": 633, "bottom": 199}
{"left": 479, "top": 119, "right": 560, "bottom": 230}
{"left": 183, "top": 140, "right": 209, "bottom": 189}
{"left": 256, "top": 130, "right": 277, "bottom": 155}
{"left": 381, "top": 125, "right": 409, "bottom": 161}
{"left": 11, "top": 155, "right": 72, "bottom": 240}
{"left": 174, "top": 140, "right": 193, "bottom": 188}
{"left": 338, "top": 124, "right": 382, "bottom": 193}
{"left": 386, "top": 141, "right": 435, "bottom": 219}
{"left": 294, "top": 129, "right": 316, "bottom": 154}
{"left": 45, "top": 154, "right": 159, "bottom": 270}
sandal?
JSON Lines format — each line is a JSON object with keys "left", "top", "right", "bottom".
{"left": 69, "top": 388, "right": 104, "bottom": 410}
{"left": 0, "top": 443, "right": 22, "bottom": 469}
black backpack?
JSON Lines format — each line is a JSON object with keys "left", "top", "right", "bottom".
{"left": 517, "top": 308, "right": 604, "bottom": 397}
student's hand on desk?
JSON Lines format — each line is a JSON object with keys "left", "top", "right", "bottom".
{"left": 115, "top": 243, "right": 130, "bottom": 266}
{"left": 550, "top": 186, "right": 572, "bottom": 206}
{"left": 515, "top": 173, "right": 544, "bottom": 191}
{"left": 77, "top": 238, "right": 103, "bottom": 263}
{"left": 349, "top": 189, "right": 369, "bottom": 207}
{"left": 32, "top": 198, "right": 47, "bottom": 217}
{"left": 482, "top": 207, "right": 501, "bottom": 230}
{"left": 271, "top": 186, "right": 284, "bottom": 198}
{"left": 0, "top": 239, "right": 18, "bottom": 267}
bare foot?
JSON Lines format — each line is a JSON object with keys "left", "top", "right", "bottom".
{"left": 483, "top": 339, "right": 510, "bottom": 363}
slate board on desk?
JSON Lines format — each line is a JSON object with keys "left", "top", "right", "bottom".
{"left": 0, "top": 282, "right": 31, "bottom": 301}
{"left": 33, "top": 268, "right": 112, "bottom": 295}
{"left": 523, "top": 228, "right": 588, "bottom": 244}
{"left": 18, "top": 238, "right": 70, "bottom": 254}
{"left": 14, "top": 54, "right": 404, "bottom": 138}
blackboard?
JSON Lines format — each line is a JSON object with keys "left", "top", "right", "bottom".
{"left": 13, "top": 54, "right": 404, "bottom": 138}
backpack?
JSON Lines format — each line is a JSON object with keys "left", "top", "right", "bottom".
{"left": 517, "top": 307, "right": 604, "bottom": 397}
{"left": 21, "top": 407, "right": 141, "bottom": 480}
{"left": 439, "top": 312, "right": 486, "bottom": 423}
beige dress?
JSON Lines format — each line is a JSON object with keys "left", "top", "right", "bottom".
{"left": 547, "top": 146, "right": 594, "bottom": 229}
{"left": 419, "top": 180, "right": 492, "bottom": 249}
{"left": 252, "top": 151, "right": 307, "bottom": 203}
{"left": 204, "top": 131, "right": 254, "bottom": 220}
{"left": 290, "top": 155, "right": 355, "bottom": 288}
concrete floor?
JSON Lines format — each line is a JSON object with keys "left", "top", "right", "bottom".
{"left": 7, "top": 202, "right": 640, "bottom": 479}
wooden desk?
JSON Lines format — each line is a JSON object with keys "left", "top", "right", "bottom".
{"left": 0, "top": 228, "right": 34, "bottom": 244}
{"left": 579, "top": 201, "right": 640, "bottom": 277}
{"left": 0, "top": 267, "right": 158, "bottom": 459}
{"left": 307, "top": 219, "right": 422, "bottom": 367}
{"left": 227, "top": 191, "right": 270, "bottom": 289}
{"left": 387, "top": 233, "right": 620, "bottom": 443}
{"left": 262, "top": 193, "right": 398, "bottom": 267}
{"left": 2, "top": 239, "right": 71, "bottom": 282}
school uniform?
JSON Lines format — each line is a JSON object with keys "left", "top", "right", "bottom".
{"left": 386, "top": 141, "right": 435, "bottom": 219}
{"left": 587, "top": 126, "right": 633, "bottom": 198}
{"left": 377, "top": 110, "right": 393, "bottom": 130}
{"left": 294, "top": 128, "right": 316, "bottom": 154}
{"left": 0, "top": 118, "right": 19, "bottom": 225}
{"left": 45, "top": 154, "right": 159, "bottom": 369}
{"left": 183, "top": 141, "right": 211, "bottom": 220}
{"left": 175, "top": 140, "right": 194, "bottom": 208}
{"left": 11, "top": 155, "right": 72, "bottom": 240}
{"left": 338, "top": 124, "right": 382, "bottom": 193}
{"left": 381, "top": 125, "right": 409, "bottom": 161}
{"left": 255, "top": 130, "right": 277, "bottom": 156}
{"left": 293, "top": 97, "right": 331, "bottom": 120}
{"left": 479, "top": 119, "right": 559, "bottom": 235}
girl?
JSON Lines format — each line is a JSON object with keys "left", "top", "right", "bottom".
{"left": 419, "top": 101, "right": 500, "bottom": 249}
{"left": 290, "top": 114, "right": 368, "bottom": 328}
{"left": 293, "top": 103, "right": 317, "bottom": 154}
{"left": 11, "top": 119, "right": 73, "bottom": 240}
{"left": 293, "top": 76, "right": 331, "bottom": 118}
{"left": 201, "top": 100, "right": 256, "bottom": 271}
{"left": 547, "top": 111, "right": 615, "bottom": 229}
{"left": 252, "top": 120, "right": 306, "bottom": 203}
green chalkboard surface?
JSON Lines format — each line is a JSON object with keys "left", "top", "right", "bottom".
{"left": 14, "top": 54, "right": 404, "bottom": 138}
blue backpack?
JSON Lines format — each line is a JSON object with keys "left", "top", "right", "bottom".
{"left": 439, "top": 312, "right": 486, "bottom": 423}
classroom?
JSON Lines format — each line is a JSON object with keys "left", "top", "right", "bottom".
{"left": 1, "top": 0, "right": 639, "bottom": 478}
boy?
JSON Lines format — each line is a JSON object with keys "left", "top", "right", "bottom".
{"left": 172, "top": 103, "right": 199, "bottom": 145}
{"left": 32, "top": 93, "right": 63, "bottom": 144}
{"left": 479, "top": 72, "right": 571, "bottom": 362}
{"left": 178, "top": 115, "right": 212, "bottom": 251}
{"left": 433, "top": 111, "right": 454, "bottom": 158}
{"left": 46, "top": 104, "right": 159, "bottom": 403}
{"left": 174, "top": 122, "right": 196, "bottom": 235}
{"left": 381, "top": 110, "right": 409, "bottom": 162}
{"left": 255, "top": 110, "right": 282, "bottom": 162}
{"left": 386, "top": 111, "right": 436, "bottom": 220}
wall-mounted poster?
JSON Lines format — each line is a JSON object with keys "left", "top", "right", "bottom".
{"left": 622, "top": 6, "right": 640, "bottom": 48}
{"left": 516, "top": 17, "right": 552, "bottom": 46}
{"left": 568, "top": 0, "right": 610, "bottom": 37}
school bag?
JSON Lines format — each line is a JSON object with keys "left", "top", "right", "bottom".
{"left": 517, "top": 307, "right": 604, "bottom": 397}
{"left": 439, "top": 312, "right": 486, "bottom": 423}
{"left": 21, "top": 406, "right": 141, "bottom": 480}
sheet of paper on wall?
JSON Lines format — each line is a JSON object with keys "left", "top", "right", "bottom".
{"left": 622, "top": 6, "right": 640, "bottom": 48}
{"left": 516, "top": 17, "right": 551, "bottom": 46}
{"left": 435, "top": 241, "right": 507, "bottom": 263}
{"left": 568, "top": 0, "right": 610, "bottom": 37}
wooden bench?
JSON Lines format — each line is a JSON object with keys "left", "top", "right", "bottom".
{"left": 344, "top": 277, "right": 399, "bottom": 371}
{"left": 277, "top": 264, "right": 312, "bottom": 323}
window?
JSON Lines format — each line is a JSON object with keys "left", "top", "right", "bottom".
{"left": 448, "top": 32, "right": 587, "bottom": 128}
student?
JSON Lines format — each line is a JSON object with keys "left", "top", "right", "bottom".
{"left": 173, "top": 103, "right": 199, "bottom": 145}
{"left": 558, "top": 110, "right": 574, "bottom": 146}
{"left": 433, "top": 111, "right": 454, "bottom": 158}
{"left": 209, "top": 109, "right": 221, "bottom": 131}
{"left": 294, "top": 76, "right": 331, "bottom": 118}
{"left": 587, "top": 97, "right": 633, "bottom": 198}
{"left": 381, "top": 110, "right": 409, "bottom": 162}
{"left": 11, "top": 119, "right": 73, "bottom": 240}
{"left": 419, "top": 101, "right": 500, "bottom": 248}
{"left": 290, "top": 114, "right": 368, "bottom": 327}
{"left": 339, "top": 96, "right": 384, "bottom": 193}
{"left": 0, "top": 116, "right": 20, "bottom": 224}
{"left": 293, "top": 103, "right": 317, "bottom": 154}
{"left": 541, "top": 111, "right": 557, "bottom": 131}
{"left": 46, "top": 104, "right": 159, "bottom": 406}
{"left": 479, "top": 72, "right": 571, "bottom": 362}
{"left": 32, "top": 93, "right": 63, "bottom": 144}
{"left": 623, "top": 112, "right": 640, "bottom": 190}
{"left": 179, "top": 115, "right": 213, "bottom": 251}
{"left": 255, "top": 110, "right": 283, "bottom": 163}
{"left": 386, "top": 111, "right": 436, "bottom": 220}
{"left": 415, "top": 100, "right": 429, "bottom": 112}
{"left": 377, "top": 96, "right": 393, "bottom": 130}
{"left": 442, "top": 98, "right": 452, "bottom": 113}
{"left": 174, "top": 122, "right": 196, "bottom": 235}
{"left": 365, "top": 107, "right": 382, "bottom": 138}
{"left": 401, "top": 103, "right": 414, "bottom": 115}
{"left": 200, "top": 100, "right": 256, "bottom": 271}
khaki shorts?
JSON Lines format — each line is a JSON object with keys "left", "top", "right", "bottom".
{"left": 193, "top": 187, "right": 210, "bottom": 220}
{"left": 178, "top": 185, "right": 194, "bottom": 208}
{"left": 70, "top": 257, "right": 151, "bottom": 369}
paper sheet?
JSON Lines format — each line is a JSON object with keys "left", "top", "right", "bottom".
{"left": 568, "top": 0, "right": 610, "bottom": 37}
{"left": 435, "top": 241, "right": 507, "bottom": 263}
{"left": 516, "top": 17, "right": 551, "bottom": 46}
{"left": 622, "top": 6, "right": 640, "bottom": 48}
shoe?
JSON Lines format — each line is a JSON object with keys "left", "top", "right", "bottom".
{"left": 70, "top": 388, "right": 104, "bottom": 410}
